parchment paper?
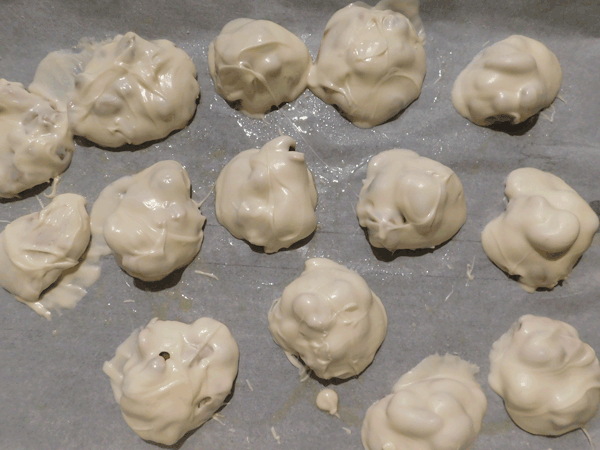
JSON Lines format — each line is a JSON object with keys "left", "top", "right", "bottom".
{"left": 0, "top": 1, "right": 599, "bottom": 449}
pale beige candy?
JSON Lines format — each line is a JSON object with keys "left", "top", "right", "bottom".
{"left": 376, "top": 0, "right": 425, "bottom": 40}
{"left": 268, "top": 258, "right": 387, "bottom": 380}
{"left": 215, "top": 136, "right": 317, "bottom": 253}
{"left": 103, "top": 317, "right": 239, "bottom": 445}
{"left": 482, "top": 168, "right": 598, "bottom": 292}
{"left": 0, "top": 193, "right": 90, "bottom": 303}
{"left": 489, "top": 315, "right": 600, "bottom": 436}
{"left": 452, "top": 35, "right": 562, "bottom": 126}
{"left": 316, "top": 389, "right": 339, "bottom": 415}
{"left": 29, "top": 41, "right": 98, "bottom": 112}
{"left": 68, "top": 32, "right": 199, "bottom": 147}
{"left": 356, "top": 149, "right": 467, "bottom": 251}
{"left": 362, "top": 354, "right": 487, "bottom": 450}
{"left": 308, "top": 0, "right": 426, "bottom": 128}
{"left": 0, "top": 80, "right": 74, "bottom": 198}
{"left": 91, "top": 160, "right": 205, "bottom": 282}
{"left": 208, "top": 18, "right": 312, "bottom": 117}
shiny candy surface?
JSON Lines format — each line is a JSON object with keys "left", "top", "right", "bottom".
{"left": 362, "top": 354, "right": 487, "bottom": 450}
{"left": 209, "top": 19, "right": 312, "bottom": 118}
{"left": 268, "top": 258, "right": 387, "bottom": 380}
{"left": 103, "top": 317, "right": 239, "bottom": 445}
{"left": 0, "top": 80, "right": 74, "bottom": 198}
{"left": 91, "top": 160, "right": 206, "bottom": 282}
{"left": 452, "top": 35, "right": 562, "bottom": 126}
{"left": 489, "top": 315, "right": 600, "bottom": 436}
{"left": 215, "top": 135, "right": 318, "bottom": 253}
{"left": 68, "top": 32, "right": 199, "bottom": 147}
{"left": 308, "top": 0, "right": 426, "bottom": 128}
{"left": 0, "top": 194, "right": 90, "bottom": 304}
{"left": 356, "top": 149, "right": 467, "bottom": 251}
{"left": 482, "top": 168, "right": 598, "bottom": 292}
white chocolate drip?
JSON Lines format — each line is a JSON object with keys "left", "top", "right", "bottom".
{"left": 316, "top": 389, "right": 339, "bottom": 415}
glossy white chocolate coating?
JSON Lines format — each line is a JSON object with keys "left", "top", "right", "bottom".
{"left": 482, "top": 168, "right": 598, "bottom": 292}
{"left": 362, "top": 354, "right": 487, "bottom": 450}
{"left": 0, "top": 194, "right": 90, "bottom": 303}
{"left": 356, "top": 149, "right": 467, "bottom": 251}
{"left": 268, "top": 258, "right": 387, "bottom": 380}
{"left": 91, "top": 160, "right": 205, "bottom": 282}
{"left": 316, "top": 389, "right": 339, "bottom": 415}
{"left": 103, "top": 317, "right": 239, "bottom": 445}
{"left": 215, "top": 136, "right": 317, "bottom": 253}
{"left": 29, "top": 42, "right": 98, "bottom": 112}
{"left": 452, "top": 35, "right": 562, "bottom": 126}
{"left": 308, "top": 0, "right": 426, "bottom": 128}
{"left": 208, "top": 18, "right": 312, "bottom": 118}
{"left": 69, "top": 32, "right": 199, "bottom": 147}
{"left": 489, "top": 315, "right": 600, "bottom": 436}
{"left": 0, "top": 80, "right": 74, "bottom": 198}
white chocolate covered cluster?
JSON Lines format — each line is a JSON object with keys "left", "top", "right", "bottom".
{"left": 69, "top": 32, "right": 199, "bottom": 147}
{"left": 482, "top": 168, "right": 598, "bottom": 292}
{"left": 215, "top": 136, "right": 317, "bottom": 253}
{"left": 103, "top": 317, "right": 239, "bottom": 445}
{"left": 91, "top": 160, "right": 205, "bottom": 282}
{"left": 268, "top": 258, "right": 387, "bottom": 379}
{"left": 308, "top": 0, "right": 426, "bottom": 128}
{"left": 0, "top": 80, "right": 74, "bottom": 198}
{"left": 362, "top": 354, "right": 487, "bottom": 450}
{"left": 356, "top": 149, "right": 467, "bottom": 251}
{"left": 489, "top": 315, "right": 600, "bottom": 436}
{"left": 208, "top": 19, "right": 312, "bottom": 117}
{"left": 0, "top": 194, "right": 90, "bottom": 302}
{"left": 452, "top": 35, "right": 562, "bottom": 126}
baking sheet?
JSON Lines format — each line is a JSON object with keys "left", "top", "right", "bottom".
{"left": 1, "top": 0, "right": 599, "bottom": 449}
